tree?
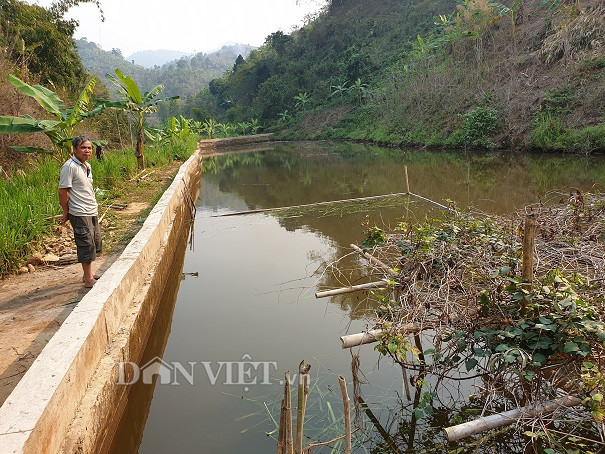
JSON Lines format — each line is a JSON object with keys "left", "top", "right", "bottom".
{"left": 102, "top": 69, "right": 178, "bottom": 170}
{"left": 233, "top": 54, "right": 245, "bottom": 72}
{"left": 111, "top": 48, "right": 123, "bottom": 59}
{"left": 0, "top": 0, "right": 87, "bottom": 90}
{"left": 0, "top": 74, "right": 104, "bottom": 156}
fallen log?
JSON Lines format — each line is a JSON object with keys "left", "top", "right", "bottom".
{"left": 315, "top": 280, "right": 389, "bottom": 298}
{"left": 443, "top": 395, "right": 583, "bottom": 443}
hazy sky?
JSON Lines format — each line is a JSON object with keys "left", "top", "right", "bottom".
{"left": 28, "top": 0, "right": 326, "bottom": 56}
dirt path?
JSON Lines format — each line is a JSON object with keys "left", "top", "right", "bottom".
{"left": 0, "top": 161, "right": 184, "bottom": 406}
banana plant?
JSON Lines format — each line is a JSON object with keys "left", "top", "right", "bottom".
{"left": 190, "top": 120, "right": 204, "bottom": 135}
{"left": 349, "top": 78, "right": 368, "bottom": 106}
{"left": 237, "top": 122, "right": 250, "bottom": 136}
{"left": 101, "top": 69, "right": 178, "bottom": 170}
{"left": 250, "top": 118, "right": 261, "bottom": 135}
{"left": 202, "top": 119, "right": 218, "bottom": 139}
{"left": 218, "top": 122, "right": 232, "bottom": 138}
{"left": 277, "top": 110, "right": 291, "bottom": 123}
{"left": 329, "top": 83, "right": 349, "bottom": 98}
{"left": 294, "top": 92, "right": 310, "bottom": 114}
{"left": 0, "top": 74, "right": 104, "bottom": 156}
{"left": 165, "top": 116, "right": 192, "bottom": 141}
{"left": 144, "top": 126, "right": 169, "bottom": 147}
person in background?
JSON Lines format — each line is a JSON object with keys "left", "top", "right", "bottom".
{"left": 58, "top": 136, "right": 102, "bottom": 288}
{"left": 95, "top": 144, "right": 104, "bottom": 160}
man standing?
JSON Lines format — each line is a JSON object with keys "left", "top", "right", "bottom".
{"left": 58, "top": 136, "right": 102, "bottom": 288}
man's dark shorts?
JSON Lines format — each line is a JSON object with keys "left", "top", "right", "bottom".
{"left": 69, "top": 214, "right": 102, "bottom": 263}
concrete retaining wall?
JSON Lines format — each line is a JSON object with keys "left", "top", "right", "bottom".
{"left": 198, "top": 133, "right": 273, "bottom": 150}
{"left": 0, "top": 148, "right": 202, "bottom": 453}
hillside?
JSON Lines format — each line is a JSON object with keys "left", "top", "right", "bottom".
{"left": 76, "top": 39, "right": 255, "bottom": 99}
{"left": 192, "top": 0, "right": 605, "bottom": 152}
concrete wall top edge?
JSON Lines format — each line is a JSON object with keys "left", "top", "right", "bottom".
{"left": 0, "top": 150, "right": 202, "bottom": 451}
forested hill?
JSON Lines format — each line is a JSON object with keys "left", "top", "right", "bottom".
{"left": 191, "top": 0, "right": 605, "bottom": 152}
{"left": 76, "top": 39, "right": 255, "bottom": 99}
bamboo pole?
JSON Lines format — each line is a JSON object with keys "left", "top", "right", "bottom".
{"left": 295, "top": 361, "right": 311, "bottom": 454}
{"left": 340, "top": 323, "right": 421, "bottom": 349}
{"left": 408, "top": 191, "right": 457, "bottom": 213}
{"left": 211, "top": 192, "right": 410, "bottom": 217}
{"left": 404, "top": 165, "right": 410, "bottom": 194}
{"left": 315, "top": 280, "right": 389, "bottom": 298}
{"left": 350, "top": 244, "right": 397, "bottom": 276}
{"left": 443, "top": 395, "right": 582, "bottom": 443}
{"left": 211, "top": 191, "right": 456, "bottom": 218}
{"left": 341, "top": 329, "right": 384, "bottom": 349}
{"left": 277, "top": 398, "right": 286, "bottom": 454}
{"left": 338, "top": 376, "right": 352, "bottom": 454}
{"left": 285, "top": 371, "right": 294, "bottom": 454}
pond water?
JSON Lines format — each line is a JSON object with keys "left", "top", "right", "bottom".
{"left": 111, "top": 142, "right": 605, "bottom": 453}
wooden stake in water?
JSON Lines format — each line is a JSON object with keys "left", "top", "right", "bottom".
{"left": 338, "top": 376, "right": 352, "bottom": 454}
{"left": 277, "top": 398, "right": 286, "bottom": 454}
{"left": 285, "top": 371, "right": 294, "bottom": 454}
{"left": 295, "top": 361, "right": 311, "bottom": 454}
{"left": 405, "top": 165, "right": 410, "bottom": 194}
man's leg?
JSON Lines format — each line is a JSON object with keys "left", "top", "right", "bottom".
{"left": 82, "top": 262, "right": 96, "bottom": 287}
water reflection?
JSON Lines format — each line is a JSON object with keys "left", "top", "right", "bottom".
{"left": 135, "top": 142, "right": 605, "bottom": 453}
{"left": 201, "top": 142, "right": 605, "bottom": 321}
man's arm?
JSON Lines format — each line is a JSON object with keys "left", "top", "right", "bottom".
{"left": 58, "top": 188, "right": 70, "bottom": 224}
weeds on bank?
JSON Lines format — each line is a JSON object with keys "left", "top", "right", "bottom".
{"left": 530, "top": 115, "right": 605, "bottom": 152}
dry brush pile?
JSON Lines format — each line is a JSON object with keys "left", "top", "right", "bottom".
{"left": 342, "top": 192, "right": 605, "bottom": 450}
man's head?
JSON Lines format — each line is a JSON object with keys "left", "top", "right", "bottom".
{"left": 72, "top": 136, "right": 93, "bottom": 163}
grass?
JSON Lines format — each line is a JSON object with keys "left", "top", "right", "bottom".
{"left": 529, "top": 114, "right": 605, "bottom": 152}
{"left": 0, "top": 136, "right": 198, "bottom": 276}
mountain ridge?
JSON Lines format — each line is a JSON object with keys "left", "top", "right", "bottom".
{"left": 126, "top": 49, "right": 193, "bottom": 68}
{"left": 76, "top": 39, "right": 256, "bottom": 101}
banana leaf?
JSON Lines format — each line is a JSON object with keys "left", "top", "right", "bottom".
{"left": 8, "top": 74, "right": 64, "bottom": 116}
{"left": 0, "top": 116, "right": 43, "bottom": 133}
{"left": 11, "top": 146, "right": 54, "bottom": 154}
{"left": 143, "top": 84, "right": 165, "bottom": 103}
{"left": 66, "top": 78, "right": 97, "bottom": 126}
{"left": 109, "top": 69, "right": 143, "bottom": 104}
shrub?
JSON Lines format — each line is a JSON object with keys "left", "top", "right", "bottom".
{"left": 452, "top": 107, "right": 501, "bottom": 148}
